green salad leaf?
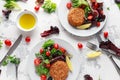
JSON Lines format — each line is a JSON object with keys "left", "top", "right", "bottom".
{"left": 117, "top": 3, "right": 120, "bottom": 9}
{"left": 42, "top": 0, "right": 57, "bottom": 13}
{"left": 71, "top": 0, "right": 88, "bottom": 7}
{"left": 35, "top": 63, "right": 49, "bottom": 75}
{"left": 2, "top": 55, "right": 20, "bottom": 66}
{"left": 0, "top": 40, "right": 3, "bottom": 49}
{"left": 4, "top": 1, "right": 21, "bottom": 10}
{"left": 42, "top": 39, "right": 54, "bottom": 49}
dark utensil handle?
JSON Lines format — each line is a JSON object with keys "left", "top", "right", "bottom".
{"left": 109, "top": 56, "right": 120, "bottom": 75}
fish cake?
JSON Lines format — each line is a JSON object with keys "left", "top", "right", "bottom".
{"left": 50, "top": 61, "right": 69, "bottom": 80}
{"left": 68, "top": 8, "right": 85, "bottom": 27}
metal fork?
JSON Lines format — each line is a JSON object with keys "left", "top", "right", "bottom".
{"left": 86, "top": 42, "right": 120, "bottom": 75}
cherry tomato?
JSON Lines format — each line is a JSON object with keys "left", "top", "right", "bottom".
{"left": 78, "top": 42, "right": 83, "bottom": 49}
{"left": 104, "top": 31, "right": 108, "bottom": 38}
{"left": 34, "top": 5, "right": 40, "bottom": 12}
{"left": 4, "top": 39, "right": 12, "bottom": 47}
{"left": 60, "top": 47, "right": 66, "bottom": 53}
{"left": 87, "top": 15, "right": 93, "bottom": 20}
{"left": 25, "top": 36, "right": 31, "bottom": 43}
{"left": 34, "top": 58, "right": 41, "bottom": 66}
{"left": 96, "top": 22, "right": 100, "bottom": 27}
{"left": 46, "top": 63, "right": 50, "bottom": 68}
{"left": 66, "top": 2, "right": 72, "bottom": 9}
{"left": 40, "top": 74, "right": 47, "bottom": 80}
{"left": 91, "top": 0, "right": 96, "bottom": 3}
{"left": 46, "top": 51, "right": 50, "bottom": 56}
{"left": 53, "top": 43, "right": 59, "bottom": 49}
{"left": 40, "top": 48, "right": 44, "bottom": 54}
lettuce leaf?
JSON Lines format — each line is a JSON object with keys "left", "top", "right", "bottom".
{"left": 42, "top": 0, "right": 56, "bottom": 13}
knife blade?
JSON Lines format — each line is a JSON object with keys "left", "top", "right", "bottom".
{"left": 96, "top": 33, "right": 103, "bottom": 43}
{"left": 0, "top": 34, "right": 22, "bottom": 66}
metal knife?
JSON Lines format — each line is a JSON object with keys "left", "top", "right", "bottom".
{"left": 0, "top": 34, "right": 23, "bottom": 66}
{"left": 96, "top": 34, "right": 120, "bottom": 75}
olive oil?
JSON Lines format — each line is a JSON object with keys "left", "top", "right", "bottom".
{"left": 19, "top": 14, "right": 36, "bottom": 30}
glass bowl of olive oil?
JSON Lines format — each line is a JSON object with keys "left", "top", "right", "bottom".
{"left": 17, "top": 10, "right": 38, "bottom": 31}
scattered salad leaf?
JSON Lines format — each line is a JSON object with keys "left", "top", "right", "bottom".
{"left": 4, "top": 1, "right": 21, "bottom": 10}
{"left": 2, "top": 55, "right": 20, "bottom": 66}
{"left": 2, "top": 10, "right": 12, "bottom": 19}
{"left": 42, "top": 39, "right": 54, "bottom": 49}
{"left": 40, "top": 26, "right": 59, "bottom": 37}
{"left": 42, "top": 0, "right": 56, "bottom": 13}
{"left": 0, "top": 40, "right": 3, "bottom": 49}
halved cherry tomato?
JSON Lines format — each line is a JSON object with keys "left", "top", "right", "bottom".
{"left": 60, "top": 47, "right": 66, "bottom": 53}
{"left": 46, "top": 51, "right": 50, "bottom": 56}
{"left": 104, "top": 31, "right": 108, "bottom": 38}
{"left": 4, "top": 39, "right": 12, "bottom": 47}
{"left": 40, "top": 74, "right": 47, "bottom": 80}
{"left": 53, "top": 43, "right": 59, "bottom": 49}
{"left": 40, "top": 48, "right": 44, "bottom": 54}
{"left": 66, "top": 2, "right": 72, "bottom": 9}
{"left": 91, "top": 0, "right": 96, "bottom": 3}
{"left": 87, "top": 15, "right": 93, "bottom": 20}
{"left": 34, "top": 58, "right": 41, "bottom": 66}
{"left": 25, "top": 36, "right": 31, "bottom": 43}
{"left": 78, "top": 42, "right": 83, "bottom": 49}
{"left": 34, "top": 5, "right": 40, "bottom": 12}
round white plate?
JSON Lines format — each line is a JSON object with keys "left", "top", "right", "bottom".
{"left": 27, "top": 38, "right": 81, "bottom": 80}
{"left": 57, "top": 0, "right": 107, "bottom": 37}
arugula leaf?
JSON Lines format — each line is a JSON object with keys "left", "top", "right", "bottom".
{"left": 0, "top": 40, "right": 3, "bottom": 49}
{"left": 2, "top": 55, "right": 20, "bottom": 66}
{"left": 42, "top": 0, "right": 56, "bottom": 13}
{"left": 42, "top": 39, "right": 54, "bottom": 49}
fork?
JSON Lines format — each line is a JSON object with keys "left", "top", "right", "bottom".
{"left": 86, "top": 42, "right": 120, "bottom": 75}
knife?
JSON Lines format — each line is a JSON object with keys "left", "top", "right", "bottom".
{"left": 0, "top": 34, "right": 23, "bottom": 66}
{"left": 96, "top": 34, "right": 120, "bottom": 75}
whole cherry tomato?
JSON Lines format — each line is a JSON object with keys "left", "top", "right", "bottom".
{"left": 25, "top": 36, "right": 31, "bottom": 43}
{"left": 66, "top": 2, "right": 72, "bottom": 9}
{"left": 40, "top": 74, "right": 47, "bottom": 80}
{"left": 4, "top": 39, "right": 12, "bottom": 47}
{"left": 34, "top": 5, "right": 40, "bottom": 12}
{"left": 77, "top": 42, "right": 83, "bottom": 49}
{"left": 53, "top": 43, "right": 59, "bottom": 49}
{"left": 104, "top": 31, "right": 108, "bottom": 38}
{"left": 60, "top": 47, "right": 66, "bottom": 53}
{"left": 46, "top": 51, "right": 50, "bottom": 57}
{"left": 40, "top": 48, "right": 44, "bottom": 54}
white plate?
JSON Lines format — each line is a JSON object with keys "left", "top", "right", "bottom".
{"left": 27, "top": 38, "right": 81, "bottom": 80}
{"left": 57, "top": 0, "right": 107, "bottom": 37}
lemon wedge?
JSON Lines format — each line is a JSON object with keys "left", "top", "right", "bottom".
{"left": 76, "top": 23, "right": 91, "bottom": 30}
{"left": 66, "top": 56, "right": 73, "bottom": 72}
{"left": 87, "top": 51, "right": 102, "bottom": 59}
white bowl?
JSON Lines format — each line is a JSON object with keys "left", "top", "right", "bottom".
{"left": 16, "top": 10, "right": 38, "bottom": 32}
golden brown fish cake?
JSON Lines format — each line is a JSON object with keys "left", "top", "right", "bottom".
{"left": 68, "top": 8, "right": 85, "bottom": 27}
{"left": 50, "top": 61, "right": 69, "bottom": 80}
